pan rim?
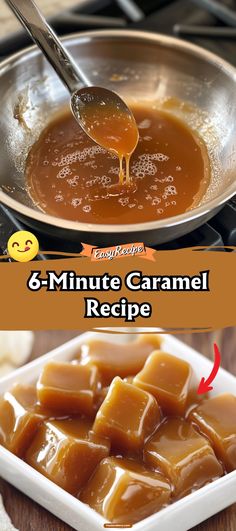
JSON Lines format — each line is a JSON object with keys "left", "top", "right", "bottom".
{"left": 0, "top": 28, "right": 235, "bottom": 234}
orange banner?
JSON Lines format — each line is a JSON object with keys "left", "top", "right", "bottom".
{"left": 0, "top": 248, "right": 235, "bottom": 330}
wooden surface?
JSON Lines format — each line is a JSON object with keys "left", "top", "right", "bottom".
{"left": 0, "top": 329, "right": 236, "bottom": 531}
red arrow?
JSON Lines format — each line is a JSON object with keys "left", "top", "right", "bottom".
{"left": 197, "top": 343, "right": 221, "bottom": 395}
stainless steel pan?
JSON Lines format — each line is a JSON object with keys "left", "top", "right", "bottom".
{"left": 0, "top": 29, "right": 235, "bottom": 246}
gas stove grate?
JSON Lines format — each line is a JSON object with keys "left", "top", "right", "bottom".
{"left": 175, "top": 0, "right": 236, "bottom": 38}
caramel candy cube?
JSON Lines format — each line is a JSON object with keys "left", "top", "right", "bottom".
{"left": 80, "top": 334, "right": 162, "bottom": 385}
{"left": 0, "top": 385, "right": 43, "bottom": 457}
{"left": 93, "top": 377, "right": 161, "bottom": 453}
{"left": 188, "top": 394, "right": 236, "bottom": 472}
{"left": 144, "top": 417, "right": 223, "bottom": 498}
{"left": 25, "top": 418, "right": 110, "bottom": 495}
{"left": 134, "top": 351, "right": 197, "bottom": 416}
{"left": 80, "top": 457, "right": 171, "bottom": 524}
{"left": 37, "top": 361, "right": 99, "bottom": 416}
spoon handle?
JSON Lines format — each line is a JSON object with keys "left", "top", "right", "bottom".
{"left": 5, "top": 0, "right": 89, "bottom": 92}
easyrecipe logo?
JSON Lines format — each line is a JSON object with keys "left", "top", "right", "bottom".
{"left": 80, "top": 242, "right": 155, "bottom": 261}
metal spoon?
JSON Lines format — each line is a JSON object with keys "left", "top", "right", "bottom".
{"left": 5, "top": 0, "right": 139, "bottom": 162}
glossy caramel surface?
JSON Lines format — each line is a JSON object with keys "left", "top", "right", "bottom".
{"left": 144, "top": 417, "right": 223, "bottom": 498}
{"left": 0, "top": 387, "right": 42, "bottom": 457}
{"left": 26, "top": 105, "right": 210, "bottom": 224}
{"left": 25, "top": 418, "right": 110, "bottom": 494}
{"left": 1, "top": 336, "right": 235, "bottom": 525}
{"left": 80, "top": 456, "right": 171, "bottom": 524}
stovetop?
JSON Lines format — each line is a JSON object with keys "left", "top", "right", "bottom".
{"left": 0, "top": 0, "right": 236, "bottom": 256}
{"left": 2, "top": 0, "right": 236, "bottom": 60}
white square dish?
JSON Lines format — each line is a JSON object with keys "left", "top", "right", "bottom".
{"left": 0, "top": 332, "right": 235, "bottom": 531}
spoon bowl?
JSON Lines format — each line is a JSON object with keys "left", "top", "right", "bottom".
{"left": 71, "top": 86, "right": 139, "bottom": 183}
{"left": 71, "top": 86, "right": 139, "bottom": 157}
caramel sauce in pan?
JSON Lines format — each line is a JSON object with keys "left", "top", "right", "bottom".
{"left": 26, "top": 104, "right": 210, "bottom": 224}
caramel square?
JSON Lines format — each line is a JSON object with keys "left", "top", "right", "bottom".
{"left": 188, "top": 394, "right": 236, "bottom": 472}
{"left": 80, "top": 457, "right": 171, "bottom": 524}
{"left": 0, "top": 387, "right": 42, "bottom": 457}
{"left": 144, "top": 417, "right": 223, "bottom": 498}
{"left": 134, "top": 351, "right": 197, "bottom": 415}
{"left": 93, "top": 377, "right": 161, "bottom": 453}
{"left": 37, "top": 361, "right": 100, "bottom": 416}
{"left": 25, "top": 418, "right": 110, "bottom": 495}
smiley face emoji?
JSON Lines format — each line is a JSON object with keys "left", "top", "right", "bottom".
{"left": 7, "top": 231, "right": 39, "bottom": 262}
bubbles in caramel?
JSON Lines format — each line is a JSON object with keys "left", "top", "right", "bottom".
{"left": 0, "top": 334, "right": 235, "bottom": 525}
{"left": 25, "top": 104, "right": 210, "bottom": 224}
